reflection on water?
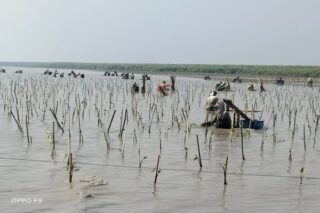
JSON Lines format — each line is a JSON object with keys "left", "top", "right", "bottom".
{"left": 0, "top": 67, "right": 319, "bottom": 212}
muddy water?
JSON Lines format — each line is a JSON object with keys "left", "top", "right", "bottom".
{"left": 0, "top": 67, "right": 319, "bottom": 213}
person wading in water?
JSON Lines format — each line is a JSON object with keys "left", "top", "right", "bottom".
{"left": 204, "top": 91, "right": 231, "bottom": 129}
{"left": 158, "top": 81, "right": 170, "bottom": 96}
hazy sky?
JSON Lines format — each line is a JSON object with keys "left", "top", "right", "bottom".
{"left": 0, "top": 0, "right": 319, "bottom": 65}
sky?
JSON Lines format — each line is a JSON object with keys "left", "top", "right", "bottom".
{"left": 0, "top": 0, "right": 319, "bottom": 65}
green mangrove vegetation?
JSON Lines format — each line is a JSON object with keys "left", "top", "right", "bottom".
{"left": 1, "top": 61, "right": 320, "bottom": 77}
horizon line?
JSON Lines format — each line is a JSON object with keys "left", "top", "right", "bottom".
{"left": 0, "top": 61, "right": 319, "bottom": 67}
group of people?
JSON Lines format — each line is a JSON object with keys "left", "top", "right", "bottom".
{"left": 132, "top": 78, "right": 232, "bottom": 129}
{"left": 131, "top": 80, "right": 170, "bottom": 94}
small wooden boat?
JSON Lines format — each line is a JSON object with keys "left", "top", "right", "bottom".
{"left": 215, "top": 82, "right": 230, "bottom": 91}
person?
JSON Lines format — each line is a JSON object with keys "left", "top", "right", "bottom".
{"left": 158, "top": 81, "right": 170, "bottom": 95}
{"left": 204, "top": 91, "right": 219, "bottom": 125}
{"left": 247, "top": 83, "right": 254, "bottom": 91}
{"left": 170, "top": 75, "right": 176, "bottom": 91}
{"left": 203, "top": 91, "right": 231, "bottom": 129}
{"left": 132, "top": 82, "right": 139, "bottom": 92}
{"left": 213, "top": 100, "right": 231, "bottom": 129}
{"left": 205, "top": 91, "right": 219, "bottom": 112}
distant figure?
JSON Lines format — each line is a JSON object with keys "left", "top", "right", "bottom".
{"left": 158, "top": 81, "right": 170, "bottom": 96}
{"left": 68, "top": 70, "right": 81, "bottom": 78}
{"left": 141, "top": 75, "right": 146, "bottom": 93}
{"left": 122, "top": 73, "right": 129, "bottom": 79}
{"left": 53, "top": 70, "right": 59, "bottom": 77}
{"left": 145, "top": 74, "right": 151, "bottom": 80}
{"left": 131, "top": 82, "right": 139, "bottom": 93}
{"left": 259, "top": 78, "right": 266, "bottom": 92}
{"left": 68, "top": 70, "right": 76, "bottom": 77}
{"left": 232, "top": 76, "right": 242, "bottom": 83}
{"left": 247, "top": 83, "right": 254, "bottom": 91}
{"left": 170, "top": 75, "right": 176, "bottom": 91}
{"left": 44, "top": 69, "right": 53, "bottom": 75}
{"left": 275, "top": 77, "right": 284, "bottom": 85}
{"left": 307, "top": 78, "right": 313, "bottom": 86}
{"left": 106, "top": 71, "right": 118, "bottom": 76}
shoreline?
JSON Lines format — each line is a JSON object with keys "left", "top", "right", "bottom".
{"left": 1, "top": 65, "right": 319, "bottom": 87}
{"left": 1, "top": 61, "right": 320, "bottom": 78}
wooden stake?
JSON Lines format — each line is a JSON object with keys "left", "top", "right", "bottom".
{"left": 154, "top": 154, "right": 161, "bottom": 184}
{"left": 69, "top": 153, "right": 73, "bottom": 183}
{"left": 107, "top": 109, "right": 116, "bottom": 132}
{"left": 303, "top": 123, "right": 306, "bottom": 152}
{"left": 196, "top": 134, "right": 202, "bottom": 168}
{"left": 223, "top": 156, "right": 228, "bottom": 185}
{"left": 240, "top": 125, "right": 245, "bottom": 160}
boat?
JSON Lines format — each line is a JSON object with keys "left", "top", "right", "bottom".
{"left": 215, "top": 81, "right": 230, "bottom": 91}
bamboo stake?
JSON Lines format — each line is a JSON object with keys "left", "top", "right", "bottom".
{"left": 154, "top": 154, "right": 161, "bottom": 184}
{"left": 51, "top": 122, "right": 56, "bottom": 157}
{"left": 196, "top": 134, "right": 202, "bottom": 168}
{"left": 10, "top": 110, "right": 23, "bottom": 132}
{"left": 120, "top": 109, "right": 128, "bottom": 138}
{"left": 241, "top": 125, "right": 245, "bottom": 160}
{"left": 303, "top": 123, "right": 306, "bottom": 152}
{"left": 107, "top": 109, "right": 116, "bottom": 132}
{"left": 69, "top": 153, "right": 73, "bottom": 183}
{"left": 25, "top": 115, "right": 30, "bottom": 143}
{"left": 222, "top": 156, "right": 228, "bottom": 185}
{"left": 50, "top": 108, "right": 64, "bottom": 133}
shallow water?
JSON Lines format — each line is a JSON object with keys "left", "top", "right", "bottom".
{"left": 0, "top": 67, "right": 319, "bottom": 213}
